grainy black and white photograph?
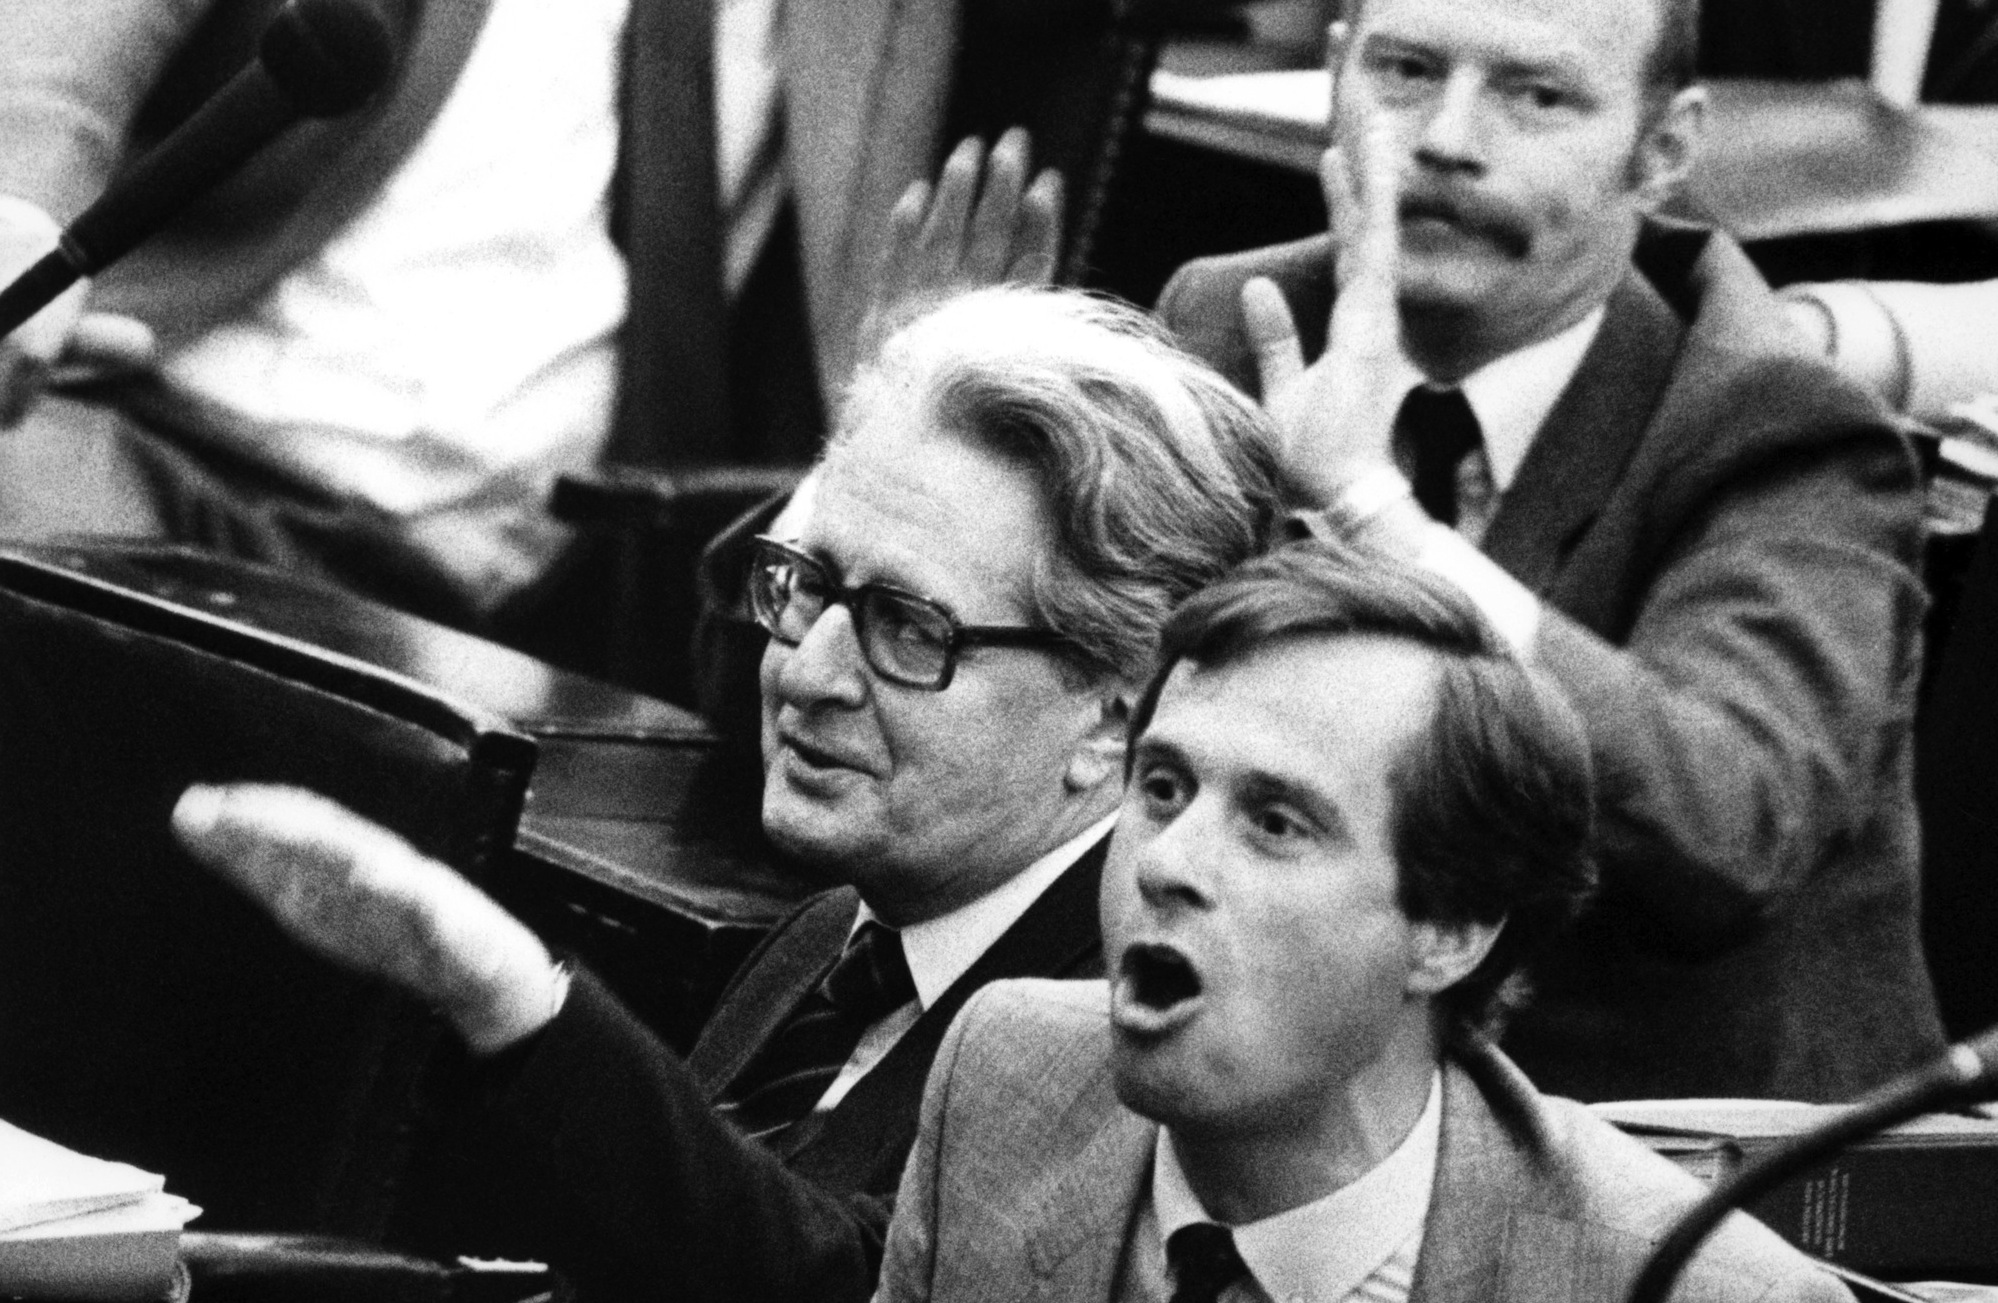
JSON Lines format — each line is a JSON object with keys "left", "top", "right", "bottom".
{"left": 1, "top": 0, "right": 1997, "bottom": 1299}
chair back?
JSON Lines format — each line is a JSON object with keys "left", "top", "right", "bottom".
{"left": 0, "top": 546, "right": 535, "bottom": 1238}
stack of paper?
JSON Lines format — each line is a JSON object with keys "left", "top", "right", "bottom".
{"left": 0, "top": 1119, "right": 200, "bottom": 1301}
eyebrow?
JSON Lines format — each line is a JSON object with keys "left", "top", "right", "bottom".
{"left": 1361, "top": 31, "right": 1593, "bottom": 86}
{"left": 1129, "top": 732, "right": 1356, "bottom": 844}
{"left": 1239, "top": 769, "right": 1354, "bottom": 845}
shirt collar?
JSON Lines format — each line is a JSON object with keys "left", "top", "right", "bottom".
{"left": 853, "top": 813, "right": 1115, "bottom": 1010}
{"left": 1152, "top": 1072, "right": 1443, "bottom": 1303}
{"left": 1452, "top": 307, "right": 1605, "bottom": 492}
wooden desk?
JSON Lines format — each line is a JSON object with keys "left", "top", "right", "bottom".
{"left": 12, "top": 542, "right": 810, "bottom": 1047}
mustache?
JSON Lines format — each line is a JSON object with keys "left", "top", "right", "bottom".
{"left": 1398, "top": 187, "right": 1534, "bottom": 260}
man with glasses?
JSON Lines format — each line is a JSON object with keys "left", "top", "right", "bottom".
{"left": 172, "top": 285, "right": 1283, "bottom": 1303}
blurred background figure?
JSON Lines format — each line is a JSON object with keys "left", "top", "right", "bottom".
{"left": 0, "top": 0, "right": 1030, "bottom": 663}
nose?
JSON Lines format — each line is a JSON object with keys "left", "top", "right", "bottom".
{"left": 1412, "top": 71, "right": 1485, "bottom": 176}
{"left": 1130, "top": 796, "right": 1219, "bottom": 914}
{"left": 770, "top": 602, "right": 870, "bottom": 710}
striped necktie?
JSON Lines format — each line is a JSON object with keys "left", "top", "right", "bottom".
{"left": 716, "top": 919, "right": 916, "bottom": 1145}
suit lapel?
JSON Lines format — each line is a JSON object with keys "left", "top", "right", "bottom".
{"left": 782, "top": 0, "right": 957, "bottom": 392}
{"left": 782, "top": 838, "right": 1109, "bottom": 1180}
{"left": 1017, "top": 1099, "right": 1154, "bottom": 1302}
{"left": 1412, "top": 1041, "right": 1602, "bottom": 1303}
{"left": 609, "top": 0, "right": 734, "bottom": 465}
{"left": 687, "top": 888, "right": 857, "bottom": 1098}
{"left": 1477, "top": 270, "right": 1685, "bottom": 594}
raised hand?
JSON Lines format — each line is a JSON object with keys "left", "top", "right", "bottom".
{"left": 1239, "top": 109, "right": 1405, "bottom": 506}
{"left": 859, "top": 128, "right": 1064, "bottom": 357}
{"left": 173, "top": 783, "right": 565, "bottom": 1053}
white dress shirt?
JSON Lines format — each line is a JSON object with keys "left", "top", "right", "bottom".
{"left": 1146, "top": 1073, "right": 1443, "bottom": 1303}
{"left": 148, "top": 0, "right": 787, "bottom": 601}
{"left": 814, "top": 812, "right": 1119, "bottom": 1112}
{"left": 1389, "top": 308, "right": 1606, "bottom": 547}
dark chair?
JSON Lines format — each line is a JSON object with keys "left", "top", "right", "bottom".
{"left": 5, "top": 541, "right": 811, "bottom": 1051}
{"left": 0, "top": 545, "right": 535, "bottom": 1239}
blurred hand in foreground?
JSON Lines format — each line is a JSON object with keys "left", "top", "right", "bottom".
{"left": 174, "top": 783, "right": 564, "bottom": 1054}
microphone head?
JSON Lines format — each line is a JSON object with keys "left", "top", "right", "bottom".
{"left": 260, "top": 0, "right": 398, "bottom": 119}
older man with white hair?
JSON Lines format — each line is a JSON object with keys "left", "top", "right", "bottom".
{"left": 174, "top": 284, "right": 1285, "bottom": 1303}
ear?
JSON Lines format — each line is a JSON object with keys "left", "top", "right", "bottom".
{"left": 1065, "top": 688, "right": 1134, "bottom": 795}
{"left": 1403, "top": 915, "right": 1504, "bottom": 997}
{"left": 1630, "top": 85, "right": 1706, "bottom": 213}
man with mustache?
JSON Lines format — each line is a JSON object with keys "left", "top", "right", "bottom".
{"left": 1159, "top": 0, "right": 1947, "bottom": 1104}
{"left": 874, "top": 543, "right": 1847, "bottom": 1303}
{"left": 172, "top": 287, "right": 1284, "bottom": 1302}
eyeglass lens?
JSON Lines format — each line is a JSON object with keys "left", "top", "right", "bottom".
{"left": 751, "top": 544, "right": 958, "bottom": 688}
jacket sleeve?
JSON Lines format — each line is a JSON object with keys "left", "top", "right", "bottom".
{"left": 0, "top": 0, "right": 212, "bottom": 221}
{"left": 479, "top": 968, "right": 887, "bottom": 1303}
{"left": 1532, "top": 373, "right": 1926, "bottom": 950}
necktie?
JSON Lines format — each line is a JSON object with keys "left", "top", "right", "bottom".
{"left": 1166, "top": 1223, "right": 1250, "bottom": 1303}
{"left": 716, "top": 920, "right": 917, "bottom": 1144}
{"left": 1395, "top": 386, "right": 1483, "bottom": 526}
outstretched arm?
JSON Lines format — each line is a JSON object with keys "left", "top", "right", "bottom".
{"left": 174, "top": 782, "right": 893, "bottom": 1303}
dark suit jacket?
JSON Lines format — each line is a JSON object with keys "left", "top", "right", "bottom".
{"left": 478, "top": 838, "right": 1107, "bottom": 1303}
{"left": 877, "top": 980, "right": 1850, "bottom": 1303}
{"left": 1156, "top": 221, "right": 1946, "bottom": 1103}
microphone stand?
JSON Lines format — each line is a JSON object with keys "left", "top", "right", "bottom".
{"left": 1627, "top": 1026, "right": 1998, "bottom": 1303}
{"left": 0, "top": 0, "right": 394, "bottom": 343}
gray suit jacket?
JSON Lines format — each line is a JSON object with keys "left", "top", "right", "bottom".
{"left": 875, "top": 980, "right": 1853, "bottom": 1303}
{"left": 1154, "top": 222, "right": 1946, "bottom": 1104}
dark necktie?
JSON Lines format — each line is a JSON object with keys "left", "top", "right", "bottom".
{"left": 716, "top": 920, "right": 917, "bottom": 1145}
{"left": 1395, "top": 386, "right": 1483, "bottom": 526}
{"left": 1166, "top": 1223, "right": 1250, "bottom": 1303}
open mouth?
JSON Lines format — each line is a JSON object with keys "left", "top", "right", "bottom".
{"left": 1112, "top": 942, "right": 1204, "bottom": 1038}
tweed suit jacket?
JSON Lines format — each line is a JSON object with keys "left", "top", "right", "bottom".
{"left": 875, "top": 980, "right": 1853, "bottom": 1303}
{"left": 481, "top": 839, "right": 1107, "bottom": 1303}
{"left": 1155, "top": 221, "right": 1945, "bottom": 1104}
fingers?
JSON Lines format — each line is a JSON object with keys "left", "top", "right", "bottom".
{"left": 1241, "top": 276, "right": 1307, "bottom": 398}
{"left": 1323, "top": 102, "right": 1401, "bottom": 304}
{"left": 1007, "top": 166, "right": 1064, "bottom": 285}
{"left": 964, "top": 127, "right": 1029, "bottom": 283}
{"left": 175, "top": 784, "right": 561, "bottom": 1051}
{"left": 915, "top": 135, "right": 982, "bottom": 284}
{"left": 63, "top": 313, "right": 159, "bottom": 375}
{"left": 174, "top": 784, "right": 447, "bottom": 971}
{"left": 0, "top": 345, "right": 47, "bottom": 429}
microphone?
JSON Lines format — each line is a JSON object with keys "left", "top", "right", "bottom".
{"left": 0, "top": 0, "right": 397, "bottom": 341}
{"left": 1626, "top": 1022, "right": 1998, "bottom": 1303}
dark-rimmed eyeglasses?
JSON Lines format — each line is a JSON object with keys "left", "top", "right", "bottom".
{"left": 747, "top": 536, "right": 1072, "bottom": 690}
